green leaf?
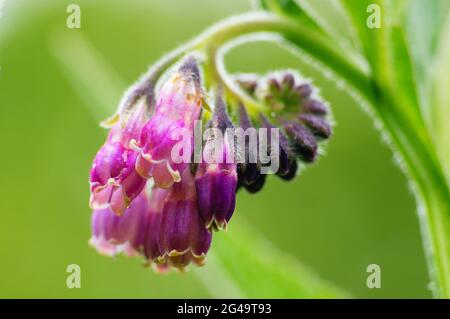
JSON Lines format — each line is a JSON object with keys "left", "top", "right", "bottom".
{"left": 405, "top": 0, "right": 450, "bottom": 185}
{"left": 406, "top": 0, "right": 450, "bottom": 109}
{"left": 256, "top": 0, "right": 322, "bottom": 31}
{"left": 258, "top": 0, "right": 366, "bottom": 70}
{"left": 372, "top": 1, "right": 429, "bottom": 146}
{"left": 432, "top": 17, "right": 450, "bottom": 186}
{"left": 340, "top": 0, "right": 434, "bottom": 169}
{"left": 339, "top": 0, "right": 378, "bottom": 62}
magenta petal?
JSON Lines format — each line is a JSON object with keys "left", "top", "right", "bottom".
{"left": 158, "top": 189, "right": 212, "bottom": 270}
{"left": 196, "top": 167, "right": 237, "bottom": 231}
{"left": 135, "top": 58, "right": 202, "bottom": 189}
{"left": 89, "top": 141, "right": 146, "bottom": 215}
{"left": 90, "top": 191, "right": 149, "bottom": 257}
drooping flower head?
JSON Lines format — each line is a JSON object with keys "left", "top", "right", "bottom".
{"left": 88, "top": 53, "right": 333, "bottom": 273}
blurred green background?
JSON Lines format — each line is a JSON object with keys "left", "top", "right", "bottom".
{"left": 0, "top": 0, "right": 430, "bottom": 298}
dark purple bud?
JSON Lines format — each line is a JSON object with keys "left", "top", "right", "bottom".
{"left": 281, "top": 73, "right": 295, "bottom": 90}
{"left": 195, "top": 95, "right": 237, "bottom": 231}
{"left": 259, "top": 114, "right": 297, "bottom": 179}
{"left": 279, "top": 160, "right": 298, "bottom": 181}
{"left": 234, "top": 74, "right": 259, "bottom": 95}
{"left": 284, "top": 121, "right": 318, "bottom": 163}
{"left": 238, "top": 103, "right": 253, "bottom": 130}
{"left": 211, "top": 92, "right": 234, "bottom": 132}
{"left": 296, "top": 83, "right": 313, "bottom": 100}
{"left": 236, "top": 104, "right": 263, "bottom": 190}
{"left": 238, "top": 162, "right": 260, "bottom": 186}
{"left": 245, "top": 174, "right": 266, "bottom": 194}
{"left": 267, "top": 77, "right": 281, "bottom": 94}
{"left": 302, "top": 99, "right": 328, "bottom": 115}
{"left": 299, "top": 114, "right": 332, "bottom": 138}
{"left": 196, "top": 168, "right": 237, "bottom": 231}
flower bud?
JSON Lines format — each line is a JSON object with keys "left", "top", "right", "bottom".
{"left": 244, "top": 173, "right": 266, "bottom": 193}
{"left": 283, "top": 121, "right": 318, "bottom": 163}
{"left": 296, "top": 83, "right": 313, "bottom": 100}
{"left": 299, "top": 114, "right": 332, "bottom": 138}
{"left": 259, "top": 114, "right": 298, "bottom": 180}
{"left": 234, "top": 74, "right": 258, "bottom": 95}
{"left": 133, "top": 57, "right": 203, "bottom": 189}
{"left": 302, "top": 99, "right": 328, "bottom": 115}
{"left": 195, "top": 96, "right": 237, "bottom": 231}
{"left": 236, "top": 104, "right": 264, "bottom": 192}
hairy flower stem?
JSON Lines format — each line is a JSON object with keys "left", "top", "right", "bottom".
{"left": 129, "top": 12, "right": 372, "bottom": 114}
{"left": 379, "top": 98, "right": 450, "bottom": 298}
{"left": 378, "top": 101, "right": 450, "bottom": 298}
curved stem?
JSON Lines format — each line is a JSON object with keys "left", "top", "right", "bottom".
{"left": 209, "top": 44, "right": 265, "bottom": 117}
{"left": 126, "top": 11, "right": 374, "bottom": 112}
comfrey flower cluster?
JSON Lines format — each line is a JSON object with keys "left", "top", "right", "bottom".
{"left": 88, "top": 57, "right": 332, "bottom": 272}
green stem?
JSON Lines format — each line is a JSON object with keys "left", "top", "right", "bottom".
{"left": 206, "top": 44, "right": 265, "bottom": 117}
{"left": 421, "top": 182, "right": 450, "bottom": 298}
{"left": 378, "top": 96, "right": 450, "bottom": 298}
{"left": 131, "top": 11, "right": 373, "bottom": 110}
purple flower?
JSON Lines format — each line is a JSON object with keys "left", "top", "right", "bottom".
{"left": 89, "top": 102, "right": 148, "bottom": 216}
{"left": 88, "top": 58, "right": 335, "bottom": 273}
{"left": 89, "top": 138, "right": 147, "bottom": 216}
{"left": 153, "top": 169, "right": 212, "bottom": 271}
{"left": 195, "top": 95, "right": 237, "bottom": 231}
{"left": 132, "top": 57, "right": 203, "bottom": 189}
{"left": 89, "top": 189, "right": 148, "bottom": 257}
{"left": 142, "top": 187, "right": 170, "bottom": 272}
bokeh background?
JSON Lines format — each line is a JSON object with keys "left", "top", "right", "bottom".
{"left": 0, "top": 0, "right": 430, "bottom": 298}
